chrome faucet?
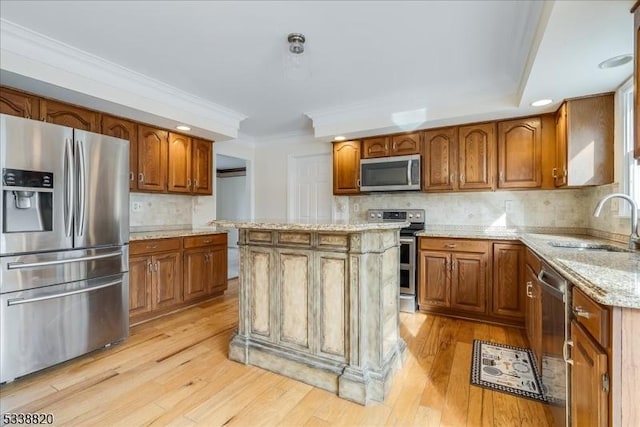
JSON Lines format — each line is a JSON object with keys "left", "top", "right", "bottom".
{"left": 593, "top": 193, "right": 640, "bottom": 250}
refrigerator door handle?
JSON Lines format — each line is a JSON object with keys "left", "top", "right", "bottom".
{"left": 7, "top": 278, "right": 123, "bottom": 306}
{"left": 7, "top": 251, "right": 123, "bottom": 270}
{"left": 77, "top": 139, "right": 86, "bottom": 237}
{"left": 64, "top": 138, "right": 74, "bottom": 237}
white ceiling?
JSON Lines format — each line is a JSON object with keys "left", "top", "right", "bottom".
{"left": 0, "top": 1, "right": 634, "bottom": 141}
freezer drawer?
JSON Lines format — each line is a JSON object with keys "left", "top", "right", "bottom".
{"left": 0, "top": 273, "right": 129, "bottom": 383}
{"left": 0, "top": 245, "right": 128, "bottom": 294}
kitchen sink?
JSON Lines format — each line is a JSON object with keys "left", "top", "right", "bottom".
{"left": 548, "top": 241, "right": 631, "bottom": 253}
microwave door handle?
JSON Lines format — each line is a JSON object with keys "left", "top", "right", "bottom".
{"left": 407, "top": 159, "right": 412, "bottom": 185}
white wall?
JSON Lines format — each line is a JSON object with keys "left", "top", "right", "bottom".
{"left": 253, "top": 135, "right": 332, "bottom": 219}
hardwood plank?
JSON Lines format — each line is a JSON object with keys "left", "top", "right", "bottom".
{"left": 0, "top": 279, "right": 552, "bottom": 427}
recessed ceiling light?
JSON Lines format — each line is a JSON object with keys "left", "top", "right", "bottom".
{"left": 598, "top": 54, "right": 633, "bottom": 69}
{"left": 176, "top": 125, "right": 191, "bottom": 131}
{"left": 333, "top": 136, "right": 346, "bottom": 141}
{"left": 531, "top": 99, "right": 553, "bottom": 107}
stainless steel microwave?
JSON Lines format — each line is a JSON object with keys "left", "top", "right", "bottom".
{"left": 360, "top": 154, "right": 421, "bottom": 192}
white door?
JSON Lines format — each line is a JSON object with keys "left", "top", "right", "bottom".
{"left": 289, "top": 154, "right": 332, "bottom": 222}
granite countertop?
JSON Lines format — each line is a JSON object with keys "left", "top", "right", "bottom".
{"left": 130, "top": 227, "right": 227, "bottom": 241}
{"left": 416, "top": 226, "right": 639, "bottom": 309}
{"left": 519, "top": 234, "right": 640, "bottom": 309}
{"left": 209, "top": 219, "right": 410, "bottom": 232}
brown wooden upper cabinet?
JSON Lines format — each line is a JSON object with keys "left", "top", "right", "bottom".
{"left": 192, "top": 138, "right": 213, "bottom": 195}
{"left": 0, "top": 86, "right": 39, "bottom": 119}
{"left": 362, "top": 133, "right": 420, "bottom": 158}
{"left": 168, "top": 132, "right": 193, "bottom": 193}
{"left": 458, "top": 123, "right": 496, "bottom": 191}
{"left": 554, "top": 94, "right": 614, "bottom": 187}
{"left": 497, "top": 117, "right": 542, "bottom": 189}
{"left": 137, "top": 125, "right": 169, "bottom": 192}
{"left": 423, "top": 127, "right": 457, "bottom": 191}
{"left": 101, "top": 115, "right": 138, "bottom": 190}
{"left": 40, "top": 99, "right": 100, "bottom": 132}
{"left": 333, "top": 140, "right": 361, "bottom": 194}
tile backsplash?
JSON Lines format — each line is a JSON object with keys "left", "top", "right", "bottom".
{"left": 349, "top": 188, "right": 590, "bottom": 230}
{"left": 130, "top": 193, "right": 193, "bottom": 228}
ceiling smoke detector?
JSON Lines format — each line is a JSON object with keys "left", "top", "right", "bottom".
{"left": 288, "top": 33, "right": 306, "bottom": 54}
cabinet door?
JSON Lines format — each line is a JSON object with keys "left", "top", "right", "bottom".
{"left": 210, "top": 245, "right": 228, "bottom": 293}
{"left": 137, "top": 125, "right": 168, "bottom": 192}
{"left": 492, "top": 243, "right": 525, "bottom": 320}
{"left": 423, "top": 127, "right": 457, "bottom": 191}
{"left": 571, "top": 321, "right": 608, "bottom": 427}
{"left": 0, "top": 87, "right": 39, "bottom": 119}
{"left": 183, "top": 248, "right": 209, "bottom": 302}
{"left": 555, "top": 104, "right": 568, "bottom": 187}
{"left": 418, "top": 251, "right": 450, "bottom": 307}
{"left": 152, "top": 252, "right": 182, "bottom": 309}
{"left": 129, "top": 255, "right": 152, "bottom": 317}
{"left": 458, "top": 123, "right": 495, "bottom": 190}
{"left": 332, "top": 140, "right": 361, "bottom": 194}
{"left": 192, "top": 138, "right": 213, "bottom": 195}
{"left": 101, "top": 115, "right": 138, "bottom": 190}
{"left": 168, "top": 132, "right": 192, "bottom": 194}
{"left": 390, "top": 133, "right": 420, "bottom": 156}
{"left": 362, "top": 137, "right": 389, "bottom": 158}
{"left": 40, "top": 99, "right": 99, "bottom": 132}
{"left": 450, "top": 252, "right": 486, "bottom": 313}
{"left": 497, "top": 118, "right": 541, "bottom": 189}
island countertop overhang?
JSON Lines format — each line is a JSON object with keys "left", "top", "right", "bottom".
{"left": 209, "top": 219, "right": 410, "bottom": 232}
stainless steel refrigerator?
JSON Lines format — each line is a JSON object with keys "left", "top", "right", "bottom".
{"left": 0, "top": 113, "right": 129, "bottom": 383}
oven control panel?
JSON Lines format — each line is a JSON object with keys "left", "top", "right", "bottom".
{"left": 367, "top": 209, "right": 425, "bottom": 224}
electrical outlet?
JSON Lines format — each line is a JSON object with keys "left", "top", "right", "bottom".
{"left": 504, "top": 200, "right": 514, "bottom": 214}
{"left": 132, "top": 202, "right": 142, "bottom": 212}
{"left": 353, "top": 203, "right": 360, "bottom": 213}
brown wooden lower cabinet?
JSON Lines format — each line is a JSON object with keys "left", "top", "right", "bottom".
{"left": 418, "top": 237, "right": 526, "bottom": 326}
{"left": 129, "top": 233, "right": 228, "bottom": 324}
{"left": 418, "top": 238, "right": 489, "bottom": 317}
{"left": 491, "top": 242, "right": 525, "bottom": 321}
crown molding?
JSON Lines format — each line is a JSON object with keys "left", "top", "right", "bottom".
{"left": 0, "top": 19, "right": 247, "bottom": 138}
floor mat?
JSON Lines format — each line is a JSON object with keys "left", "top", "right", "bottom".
{"left": 470, "top": 339, "right": 548, "bottom": 403}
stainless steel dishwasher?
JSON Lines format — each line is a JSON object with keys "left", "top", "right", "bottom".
{"left": 538, "top": 261, "right": 570, "bottom": 427}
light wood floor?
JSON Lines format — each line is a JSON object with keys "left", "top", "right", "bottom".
{"left": 0, "top": 279, "right": 553, "bottom": 426}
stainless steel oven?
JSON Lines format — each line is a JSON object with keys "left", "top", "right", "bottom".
{"left": 368, "top": 209, "right": 424, "bottom": 313}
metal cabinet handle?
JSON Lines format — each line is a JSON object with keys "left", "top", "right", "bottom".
{"left": 451, "top": 260, "right": 456, "bottom": 271}
{"left": 130, "top": 172, "right": 134, "bottom": 182}
{"left": 148, "top": 262, "right": 153, "bottom": 273}
{"left": 563, "top": 340, "right": 574, "bottom": 365}
{"left": 445, "top": 243, "right": 457, "bottom": 248}
{"left": 573, "top": 306, "right": 591, "bottom": 319}
{"left": 450, "top": 173, "right": 456, "bottom": 183}
{"left": 203, "top": 239, "right": 212, "bottom": 244}
{"left": 459, "top": 174, "right": 465, "bottom": 184}
{"left": 154, "top": 262, "right": 159, "bottom": 272}
{"left": 552, "top": 168, "right": 558, "bottom": 179}
{"left": 356, "top": 178, "right": 361, "bottom": 187}
{"left": 194, "top": 179, "right": 199, "bottom": 189}
{"left": 526, "top": 282, "right": 533, "bottom": 298}
{"left": 138, "top": 172, "right": 144, "bottom": 182}
{"left": 187, "top": 178, "right": 191, "bottom": 190}
{"left": 499, "top": 171, "right": 504, "bottom": 182}
{"left": 146, "top": 245, "right": 158, "bottom": 250}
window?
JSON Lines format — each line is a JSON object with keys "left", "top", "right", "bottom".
{"left": 620, "top": 79, "right": 640, "bottom": 215}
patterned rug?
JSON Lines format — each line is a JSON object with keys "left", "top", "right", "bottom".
{"left": 470, "top": 340, "right": 547, "bottom": 403}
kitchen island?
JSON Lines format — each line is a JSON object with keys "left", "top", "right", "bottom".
{"left": 209, "top": 219, "right": 408, "bottom": 405}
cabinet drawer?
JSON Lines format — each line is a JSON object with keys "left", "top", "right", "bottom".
{"left": 572, "top": 287, "right": 609, "bottom": 348}
{"left": 419, "top": 237, "right": 488, "bottom": 253}
{"left": 183, "top": 233, "right": 227, "bottom": 249}
{"left": 525, "top": 248, "right": 541, "bottom": 274}
{"left": 130, "top": 238, "right": 181, "bottom": 255}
